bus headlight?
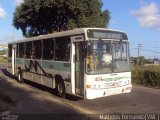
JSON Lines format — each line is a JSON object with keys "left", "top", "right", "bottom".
{"left": 86, "top": 85, "right": 91, "bottom": 88}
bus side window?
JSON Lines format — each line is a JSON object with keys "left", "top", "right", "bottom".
{"left": 25, "top": 42, "right": 32, "bottom": 59}
{"left": 33, "top": 40, "right": 42, "bottom": 59}
{"left": 42, "top": 39, "right": 54, "bottom": 60}
{"left": 55, "top": 37, "right": 70, "bottom": 61}
{"left": 18, "top": 43, "right": 25, "bottom": 58}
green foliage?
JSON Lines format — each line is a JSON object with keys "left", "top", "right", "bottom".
{"left": 132, "top": 66, "right": 160, "bottom": 88}
{"left": 13, "top": 0, "right": 110, "bottom": 37}
{"left": 131, "top": 56, "right": 151, "bottom": 66}
{"left": 144, "top": 67, "right": 160, "bottom": 86}
{"left": 0, "top": 57, "right": 7, "bottom": 63}
{"left": 139, "top": 56, "right": 146, "bottom": 66}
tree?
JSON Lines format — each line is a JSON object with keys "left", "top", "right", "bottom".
{"left": 13, "top": 0, "right": 110, "bottom": 37}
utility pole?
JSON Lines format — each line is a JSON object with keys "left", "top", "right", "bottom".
{"left": 137, "top": 44, "right": 142, "bottom": 68}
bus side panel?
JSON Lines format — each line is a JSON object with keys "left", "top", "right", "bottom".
{"left": 32, "top": 60, "right": 42, "bottom": 85}
{"left": 41, "top": 60, "right": 72, "bottom": 92}
{"left": 41, "top": 60, "right": 55, "bottom": 89}
{"left": 16, "top": 58, "right": 24, "bottom": 73}
{"left": 53, "top": 61, "right": 72, "bottom": 94}
{"left": 22, "top": 59, "right": 44, "bottom": 86}
{"left": 21, "top": 59, "right": 54, "bottom": 89}
{"left": 23, "top": 59, "right": 33, "bottom": 81}
{"left": 41, "top": 75, "right": 53, "bottom": 89}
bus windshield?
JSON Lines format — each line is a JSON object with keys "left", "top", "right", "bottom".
{"left": 86, "top": 40, "right": 130, "bottom": 74}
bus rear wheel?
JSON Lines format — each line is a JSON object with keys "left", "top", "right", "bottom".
{"left": 18, "top": 71, "right": 24, "bottom": 83}
{"left": 56, "top": 81, "right": 65, "bottom": 98}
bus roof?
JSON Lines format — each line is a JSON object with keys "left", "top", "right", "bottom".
{"left": 8, "top": 28, "right": 126, "bottom": 44}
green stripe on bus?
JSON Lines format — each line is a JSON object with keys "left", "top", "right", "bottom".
{"left": 42, "top": 61, "right": 71, "bottom": 72}
{"left": 15, "top": 58, "right": 70, "bottom": 72}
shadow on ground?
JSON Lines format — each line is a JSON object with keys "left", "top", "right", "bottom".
{"left": 0, "top": 68, "right": 86, "bottom": 115}
{"left": 0, "top": 88, "right": 17, "bottom": 112}
{"left": 1, "top": 69, "right": 83, "bottom": 101}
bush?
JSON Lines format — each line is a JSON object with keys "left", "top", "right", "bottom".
{"left": 132, "top": 65, "right": 160, "bottom": 87}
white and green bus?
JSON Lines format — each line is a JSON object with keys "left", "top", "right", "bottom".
{"left": 7, "top": 28, "right": 132, "bottom": 99}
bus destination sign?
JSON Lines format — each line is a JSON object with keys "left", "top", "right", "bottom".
{"left": 87, "top": 29, "right": 128, "bottom": 40}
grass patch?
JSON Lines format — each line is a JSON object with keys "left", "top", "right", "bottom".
{"left": 0, "top": 57, "right": 7, "bottom": 63}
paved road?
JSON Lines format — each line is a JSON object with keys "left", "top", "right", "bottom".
{"left": 0, "top": 66, "right": 160, "bottom": 119}
{"left": 0, "top": 70, "right": 83, "bottom": 114}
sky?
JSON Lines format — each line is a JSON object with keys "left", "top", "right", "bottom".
{"left": 102, "top": 0, "right": 160, "bottom": 59}
{"left": 0, "top": 0, "right": 160, "bottom": 59}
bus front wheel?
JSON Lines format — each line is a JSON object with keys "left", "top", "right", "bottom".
{"left": 56, "top": 81, "right": 65, "bottom": 98}
{"left": 18, "top": 71, "right": 24, "bottom": 83}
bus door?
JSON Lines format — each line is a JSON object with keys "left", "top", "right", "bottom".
{"left": 71, "top": 36, "right": 85, "bottom": 96}
{"left": 12, "top": 44, "right": 17, "bottom": 75}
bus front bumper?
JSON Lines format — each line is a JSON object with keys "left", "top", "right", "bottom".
{"left": 85, "top": 84, "right": 132, "bottom": 99}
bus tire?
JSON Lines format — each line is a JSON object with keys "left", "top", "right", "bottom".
{"left": 55, "top": 80, "right": 65, "bottom": 98}
{"left": 18, "top": 71, "right": 24, "bottom": 83}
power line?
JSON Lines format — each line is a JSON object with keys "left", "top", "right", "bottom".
{"left": 130, "top": 48, "right": 138, "bottom": 50}
{"left": 141, "top": 49, "right": 160, "bottom": 54}
{"left": 130, "top": 48, "right": 160, "bottom": 54}
{"left": 141, "top": 46, "right": 160, "bottom": 49}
